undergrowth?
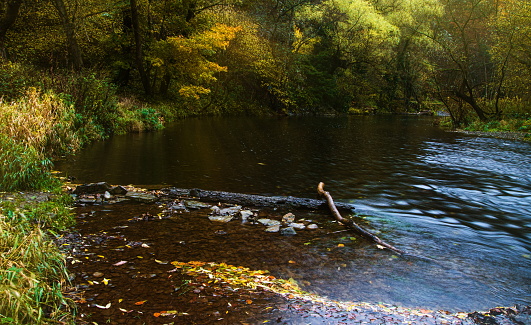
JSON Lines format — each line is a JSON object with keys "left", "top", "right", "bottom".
{"left": 0, "top": 193, "right": 75, "bottom": 325}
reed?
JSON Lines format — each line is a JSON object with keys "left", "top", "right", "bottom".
{"left": 0, "top": 218, "right": 74, "bottom": 324}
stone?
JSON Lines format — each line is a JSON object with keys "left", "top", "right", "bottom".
{"left": 109, "top": 186, "right": 128, "bottom": 195}
{"left": 280, "top": 227, "right": 297, "bottom": 236}
{"left": 74, "top": 182, "right": 112, "bottom": 194}
{"left": 219, "top": 206, "right": 242, "bottom": 216}
{"left": 167, "top": 201, "right": 188, "bottom": 212}
{"left": 240, "top": 210, "right": 255, "bottom": 223}
{"left": 307, "top": 224, "right": 319, "bottom": 230}
{"left": 288, "top": 222, "right": 306, "bottom": 230}
{"left": 103, "top": 191, "right": 112, "bottom": 200}
{"left": 208, "top": 215, "right": 234, "bottom": 223}
{"left": 257, "top": 218, "right": 281, "bottom": 227}
{"left": 282, "top": 212, "right": 296, "bottom": 224}
{"left": 211, "top": 205, "right": 242, "bottom": 216}
{"left": 125, "top": 191, "right": 158, "bottom": 203}
{"left": 184, "top": 200, "right": 211, "bottom": 209}
{"left": 265, "top": 225, "right": 280, "bottom": 233}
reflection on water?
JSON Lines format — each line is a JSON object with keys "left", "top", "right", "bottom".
{"left": 56, "top": 116, "right": 531, "bottom": 311}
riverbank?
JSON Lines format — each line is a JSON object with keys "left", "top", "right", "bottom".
{"left": 454, "top": 130, "right": 530, "bottom": 141}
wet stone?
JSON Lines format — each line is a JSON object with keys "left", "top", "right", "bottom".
{"left": 258, "top": 218, "right": 281, "bottom": 227}
{"left": 288, "top": 222, "right": 306, "bottom": 230}
{"left": 208, "top": 215, "right": 235, "bottom": 223}
{"left": 125, "top": 191, "right": 158, "bottom": 203}
{"left": 74, "top": 182, "right": 113, "bottom": 194}
{"left": 184, "top": 200, "right": 212, "bottom": 209}
{"left": 282, "top": 212, "right": 296, "bottom": 224}
{"left": 265, "top": 225, "right": 280, "bottom": 233}
{"left": 280, "top": 227, "right": 297, "bottom": 236}
{"left": 240, "top": 210, "right": 255, "bottom": 223}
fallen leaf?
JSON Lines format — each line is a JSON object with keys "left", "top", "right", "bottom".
{"left": 135, "top": 300, "right": 147, "bottom": 305}
{"left": 153, "top": 312, "right": 161, "bottom": 317}
{"left": 288, "top": 260, "right": 296, "bottom": 264}
{"left": 337, "top": 244, "right": 345, "bottom": 247}
{"left": 155, "top": 259, "right": 169, "bottom": 265}
{"left": 113, "top": 260, "right": 128, "bottom": 266}
{"left": 94, "top": 303, "right": 111, "bottom": 309}
{"left": 246, "top": 299, "right": 253, "bottom": 304}
{"left": 102, "top": 278, "right": 110, "bottom": 285}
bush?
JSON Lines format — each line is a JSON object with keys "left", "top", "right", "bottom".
{"left": 0, "top": 215, "right": 74, "bottom": 324}
{"left": 0, "top": 61, "right": 31, "bottom": 100}
{"left": 0, "top": 88, "right": 81, "bottom": 155}
{"left": 39, "top": 72, "right": 120, "bottom": 142}
{"left": 0, "top": 135, "right": 59, "bottom": 192}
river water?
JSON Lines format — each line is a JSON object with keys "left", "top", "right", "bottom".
{"left": 56, "top": 115, "right": 531, "bottom": 312}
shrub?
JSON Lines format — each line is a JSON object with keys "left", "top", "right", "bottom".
{"left": 0, "top": 135, "right": 59, "bottom": 191}
{"left": 38, "top": 72, "right": 120, "bottom": 142}
{"left": 0, "top": 220, "right": 73, "bottom": 324}
{"left": 0, "top": 61, "right": 31, "bottom": 100}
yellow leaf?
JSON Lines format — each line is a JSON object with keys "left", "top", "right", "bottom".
{"left": 338, "top": 244, "right": 345, "bottom": 247}
{"left": 135, "top": 300, "right": 147, "bottom": 305}
{"left": 102, "top": 278, "right": 110, "bottom": 285}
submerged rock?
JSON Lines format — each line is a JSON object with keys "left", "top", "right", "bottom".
{"left": 184, "top": 200, "right": 212, "bottom": 209}
{"left": 265, "top": 225, "right": 280, "bottom": 233}
{"left": 208, "top": 215, "right": 235, "bottom": 223}
{"left": 125, "top": 191, "right": 158, "bottom": 203}
{"left": 280, "top": 227, "right": 297, "bottom": 236}
{"left": 288, "top": 222, "right": 306, "bottom": 230}
{"left": 307, "top": 224, "right": 319, "bottom": 230}
{"left": 258, "top": 218, "right": 281, "bottom": 227}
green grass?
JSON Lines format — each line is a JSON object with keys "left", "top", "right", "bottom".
{"left": 0, "top": 193, "right": 76, "bottom": 325}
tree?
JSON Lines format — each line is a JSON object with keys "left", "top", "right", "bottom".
{"left": 0, "top": 0, "right": 22, "bottom": 59}
{"left": 51, "top": 0, "right": 84, "bottom": 70}
{"left": 425, "top": 0, "right": 499, "bottom": 122}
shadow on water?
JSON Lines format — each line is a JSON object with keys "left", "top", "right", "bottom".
{"left": 56, "top": 116, "right": 531, "bottom": 317}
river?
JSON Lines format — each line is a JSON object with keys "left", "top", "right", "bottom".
{"left": 55, "top": 115, "right": 531, "bottom": 312}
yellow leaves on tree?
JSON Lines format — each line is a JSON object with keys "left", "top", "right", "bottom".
{"left": 154, "top": 24, "right": 241, "bottom": 101}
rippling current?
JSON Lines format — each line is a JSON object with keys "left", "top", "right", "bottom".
{"left": 56, "top": 115, "right": 531, "bottom": 311}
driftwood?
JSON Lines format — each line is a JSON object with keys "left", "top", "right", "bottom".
{"left": 163, "top": 187, "right": 356, "bottom": 211}
{"left": 317, "top": 182, "right": 406, "bottom": 255}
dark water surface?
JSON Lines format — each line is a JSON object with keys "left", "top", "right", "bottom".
{"left": 56, "top": 116, "right": 531, "bottom": 312}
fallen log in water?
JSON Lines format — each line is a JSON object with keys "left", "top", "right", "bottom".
{"left": 317, "top": 182, "right": 406, "bottom": 255}
{"left": 162, "top": 187, "right": 356, "bottom": 211}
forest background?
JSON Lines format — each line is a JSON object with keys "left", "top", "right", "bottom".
{"left": 0, "top": 0, "right": 530, "bottom": 323}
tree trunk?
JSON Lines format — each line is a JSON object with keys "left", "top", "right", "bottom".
{"left": 130, "top": 0, "right": 152, "bottom": 96}
{"left": 163, "top": 187, "right": 356, "bottom": 211}
{"left": 0, "top": 0, "right": 22, "bottom": 59}
{"left": 455, "top": 80, "right": 488, "bottom": 122}
{"left": 51, "top": 0, "right": 83, "bottom": 70}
